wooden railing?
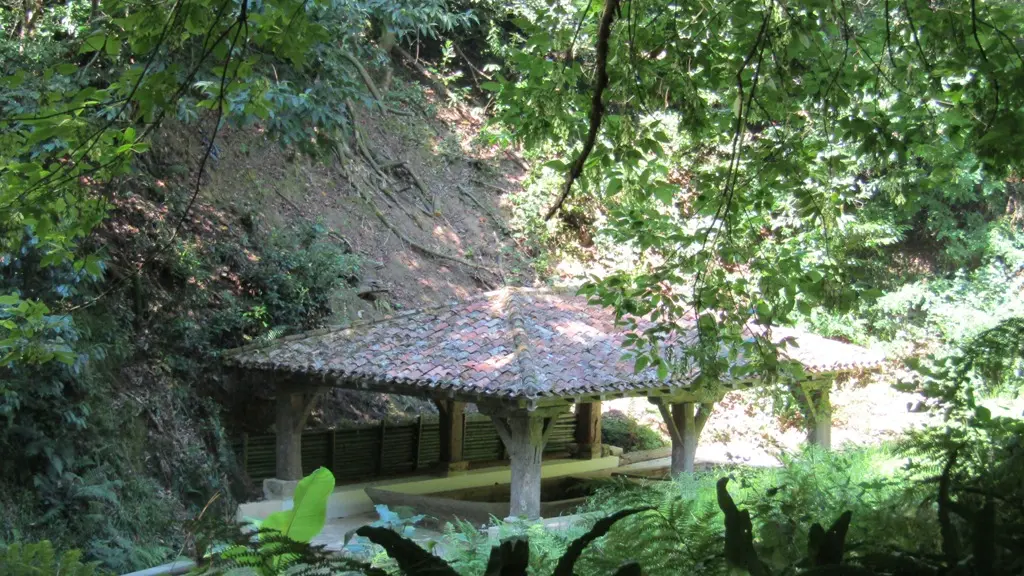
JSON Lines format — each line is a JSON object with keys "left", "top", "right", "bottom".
{"left": 233, "top": 412, "right": 577, "bottom": 483}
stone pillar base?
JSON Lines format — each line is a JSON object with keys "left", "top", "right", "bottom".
{"left": 263, "top": 478, "right": 301, "bottom": 500}
{"left": 443, "top": 461, "right": 470, "bottom": 475}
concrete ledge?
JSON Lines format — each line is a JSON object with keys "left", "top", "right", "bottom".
{"left": 263, "top": 478, "right": 300, "bottom": 500}
{"left": 618, "top": 447, "right": 672, "bottom": 465}
{"left": 485, "top": 512, "right": 590, "bottom": 540}
{"left": 237, "top": 456, "right": 620, "bottom": 522}
{"left": 120, "top": 558, "right": 195, "bottom": 576}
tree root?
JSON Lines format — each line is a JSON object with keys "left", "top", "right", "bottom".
{"left": 392, "top": 45, "right": 472, "bottom": 121}
{"left": 342, "top": 51, "right": 384, "bottom": 101}
{"left": 503, "top": 150, "right": 529, "bottom": 171}
{"left": 350, "top": 175, "right": 498, "bottom": 286}
{"left": 381, "top": 160, "right": 436, "bottom": 213}
{"left": 341, "top": 51, "right": 415, "bottom": 117}
{"left": 471, "top": 178, "right": 515, "bottom": 196}
{"left": 458, "top": 184, "right": 510, "bottom": 236}
{"left": 272, "top": 188, "right": 355, "bottom": 253}
{"left": 347, "top": 100, "right": 433, "bottom": 222}
{"left": 346, "top": 99, "right": 386, "bottom": 179}
{"left": 339, "top": 97, "right": 497, "bottom": 286}
{"left": 451, "top": 42, "right": 491, "bottom": 87}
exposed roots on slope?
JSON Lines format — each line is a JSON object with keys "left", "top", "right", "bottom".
{"left": 458, "top": 183, "right": 510, "bottom": 236}
{"left": 380, "top": 160, "right": 436, "bottom": 214}
{"left": 346, "top": 167, "right": 499, "bottom": 288}
{"left": 341, "top": 51, "right": 384, "bottom": 101}
{"left": 334, "top": 108, "right": 501, "bottom": 288}
{"left": 391, "top": 45, "right": 472, "bottom": 121}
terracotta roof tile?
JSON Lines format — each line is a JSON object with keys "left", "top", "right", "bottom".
{"left": 224, "top": 288, "right": 884, "bottom": 401}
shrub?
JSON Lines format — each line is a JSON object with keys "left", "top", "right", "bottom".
{"left": 601, "top": 410, "right": 667, "bottom": 452}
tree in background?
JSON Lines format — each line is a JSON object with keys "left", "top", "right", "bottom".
{"left": 484, "top": 0, "right": 1024, "bottom": 380}
{"left": 0, "top": 0, "right": 472, "bottom": 567}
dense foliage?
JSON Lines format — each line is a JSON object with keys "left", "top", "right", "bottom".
{"left": 601, "top": 410, "right": 667, "bottom": 452}
{"left": 2, "top": 0, "right": 1024, "bottom": 571}
{"left": 0, "top": 0, "right": 469, "bottom": 568}
{"left": 482, "top": 0, "right": 1024, "bottom": 382}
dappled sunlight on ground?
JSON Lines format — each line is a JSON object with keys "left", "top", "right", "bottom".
{"left": 606, "top": 372, "right": 936, "bottom": 468}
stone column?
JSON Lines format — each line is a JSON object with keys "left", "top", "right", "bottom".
{"left": 267, "top": 385, "right": 318, "bottom": 499}
{"left": 653, "top": 397, "right": 715, "bottom": 475}
{"left": 275, "top": 390, "right": 308, "bottom": 481}
{"left": 487, "top": 406, "right": 566, "bottom": 520}
{"left": 574, "top": 401, "right": 602, "bottom": 459}
{"left": 806, "top": 387, "right": 832, "bottom": 449}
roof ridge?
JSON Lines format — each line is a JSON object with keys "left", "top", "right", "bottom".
{"left": 504, "top": 288, "right": 545, "bottom": 398}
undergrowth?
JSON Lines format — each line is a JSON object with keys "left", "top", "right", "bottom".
{"left": 440, "top": 446, "right": 936, "bottom": 575}
{"left": 0, "top": 212, "right": 359, "bottom": 570}
{"left": 601, "top": 411, "right": 667, "bottom": 452}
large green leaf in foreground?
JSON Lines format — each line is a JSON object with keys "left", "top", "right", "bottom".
{"left": 261, "top": 467, "right": 336, "bottom": 543}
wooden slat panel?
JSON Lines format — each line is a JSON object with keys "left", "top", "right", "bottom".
{"left": 236, "top": 413, "right": 579, "bottom": 483}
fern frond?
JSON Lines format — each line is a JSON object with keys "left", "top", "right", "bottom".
{"left": 0, "top": 541, "right": 107, "bottom": 576}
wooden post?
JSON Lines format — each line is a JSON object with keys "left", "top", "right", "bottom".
{"left": 652, "top": 398, "right": 715, "bottom": 476}
{"left": 377, "top": 419, "right": 387, "bottom": 475}
{"left": 241, "top": 433, "right": 249, "bottom": 474}
{"left": 413, "top": 415, "right": 424, "bottom": 471}
{"left": 491, "top": 411, "right": 551, "bottom": 520}
{"left": 574, "top": 401, "right": 602, "bottom": 459}
{"left": 327, "top": 430, "right": 337, "bottom": 474}
{"left": 435, "top": 400, "right": 467, "bottom": 472}
{"left": 806, "top": 387, "right": 832, "bottom": 449}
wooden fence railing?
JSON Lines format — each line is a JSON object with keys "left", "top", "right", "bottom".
{"left": 233, "top": 412, "right": 577, "bottom": 483}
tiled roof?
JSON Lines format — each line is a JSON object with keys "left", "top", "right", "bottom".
{"left": 224, "top": 288, "right": 884, "bottom": 402}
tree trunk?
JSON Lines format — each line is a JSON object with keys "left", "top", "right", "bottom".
{"left": 656, "top": 400, "right": 714, "bottom": 476}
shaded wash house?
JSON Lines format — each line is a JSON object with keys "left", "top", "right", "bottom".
{"left": 225, "top": 287, "right": 884, "bottom": 519}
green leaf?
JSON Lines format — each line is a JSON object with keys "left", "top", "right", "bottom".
{"left": 656, "top": 361, "right": 669, "bottom": 381}
{"left": 480, "top": 81, "right": 501, "bottom": 91}
{"left": 83, "top": 257, "right": 103, "bottom": 278}
{"left": 652, "top": 185, "right": 675, "bottom": 205}
{"left": 606, "top": 178, "right": 622, "bottom": 196}
{"left": 261, "top": 467, "right": 335, "bottom": 543}
{"left": 634, "top": 354, "right": 649, "bottom": 374}
{"left": 79, "top": 34, "right": 107, "bottom": 55}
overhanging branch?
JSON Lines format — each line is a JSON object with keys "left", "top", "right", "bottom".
{"left": 543, "top": 0, "right": 619, "bottom": 222}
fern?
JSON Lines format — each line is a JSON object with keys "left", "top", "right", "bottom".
{"left": 560, "top": 478, "right": 725, "bottom": 575}
{"left": 0, "top": 541, "right": 108, "bottom": 576}
{"left": 196, "top": 529, "right": 385, "bottom": 576}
